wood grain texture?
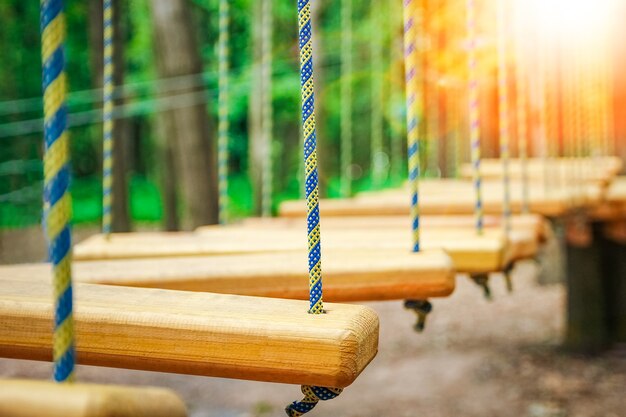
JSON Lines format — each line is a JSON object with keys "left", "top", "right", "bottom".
{"left": 74, "top": 227, "right": 510, "bottom": 273}
{"left": 279, "top": 179, "right": 604, "bottom": 218}
{"left": 0, "top": 379, "right": 187, "bottom": 417}
{"left": 216, "top": 214, "right": 548, "bottom": 241}
{"left": 459, "top": 157, "right": 622, "bottom": 184}
{"left": 0, "top": 249, "right": 455, "bottom": 301}
{"left": 0, "top": 278, "right": 379, "bottom": 388}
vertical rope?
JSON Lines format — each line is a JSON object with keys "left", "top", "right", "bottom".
{"left": 297, "top": 0, "right": 323, "bottom": 317}
{"left": 496, "top": 0, "right": 510, "bottom": 235}
{"left": 426, "top": 0, "right": 439, "bottom": 177}
{"left": 403, "top": 0, "right": 422, "bottom": 252}
{"left": 370, "top": 0, "right": 384, "bottom": 188}
{"left": 515, "top": 30, "right": 529, "bottom": 213}
{"left": 466, "top": 0, "right": 482, "bottom": 234}
{"left": 261, "top": 0, "right": 273, "bottom": 217}
{"left": 285, "top": 2, "right": 343, "bottom": 415}
{"left": 340, "top": 0, "right": 353, "bottom": 197}
{"left": 102, "top": 0, "right": 114, "bottom": 235}
{"left": 389, "top": 1, "right": 404, "bottom": 181}
{"left": 217, "top": 0, "right": 230, "bottom": 224}
{"left": 536, "top": 12, "right": 550, "bottom": 195}
{"left": 41, "top": 0, "right": 75, "bottom": 383}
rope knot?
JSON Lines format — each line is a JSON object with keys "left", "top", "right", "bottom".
{"left": 285, "top": 385, "right": 343, "bottom": 417}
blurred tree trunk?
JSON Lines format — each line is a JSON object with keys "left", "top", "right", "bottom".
{"left": 148, "top": 0, "right": 218, "bottom": 229}
{"left": 88, "top": 0, "right": 131, "bottom": 232}
{"left": 248, "top": 0, "right": 264, "bottom": 214}
{"left": 155, "top": 117, "right": 180, "bottom": 231}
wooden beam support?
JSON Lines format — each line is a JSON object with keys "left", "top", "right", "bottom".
{"left": 0, "top": 379, "right": 187, "bottom": 417}
{"left": 0, "top": 278, "right": 379, "bottom": 388}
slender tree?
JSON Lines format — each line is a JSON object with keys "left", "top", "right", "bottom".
{"left": 148, "top": 0, "right": 218, "bottom": 229}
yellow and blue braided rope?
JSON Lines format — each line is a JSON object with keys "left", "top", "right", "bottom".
{"left": 285, "top": 1, "right": 342, "bottom": 414}
{"left": 218, "top": 0, "right": 230, "bottom": 224}
{"left": 286, "top": 386, "right": 343, "bottom": 417}
{"left": 466, "top": 0, "right": 483, "bottom": 235}
{"left": 403, "top": 0, "right": 422, "bottom": 252}
{"left": 102, "top": 0, "right": 114, "bottom": 235}
{"left": 41, "top": 0, "right": 75, "bottom": 383}
{"left": 496, "top": 0, "right": 511, "bottom": 236}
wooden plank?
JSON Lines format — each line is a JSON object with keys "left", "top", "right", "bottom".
{"left": 0, "top": 249, "right": 455, "bottom": 302}
{"left": 590, "top": 177, "right": 626, "bottom": 220}
{"left": 217, "top": 214, "right": 548, "bottom": 241}
{"left": 0, "top": 379, "right": 187, "bottom": 417}
{"left": 279, "top": 179, "right": 603, "bottom": 218}
{"left": 0, "top": 277, "right": 379, "bottom": 388}
{"left": 460, "top": 157, "right": 622, "bottom": 184}
{"left": 75, "top": 228, "right": 511, "bottom": 273}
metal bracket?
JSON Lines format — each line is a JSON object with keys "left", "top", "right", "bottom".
{"left": 471, "top": 274, "right": 492, "bottom": 300}
{"left": 404, "top": 299, "right": 433, "bottom": 332}
{"left": 503, "top": 263, "right": 514, "bottom": 293}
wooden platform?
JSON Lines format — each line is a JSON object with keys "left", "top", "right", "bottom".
{"left": 216, "top": 214, "right": 548, "bottom": 242}
{"left": 0, "top": 277, "right": 379, "bottom": 388}
{"left": 459, "top": 157, "right": 622, "bottom": 185}
{"left": 590, "top": 176, "right": 626, "bottom": 220}
{"left": 0, "top": 249, "right": 455, "bottom": 302}
{"left": 0, "top": 379, "right": 187, "bottom": 417}
{"left": 75, "top": 228, "right": 514, "bottom": 273}
{"left": 279, "top": 179, "right": 603, "bottom": 218}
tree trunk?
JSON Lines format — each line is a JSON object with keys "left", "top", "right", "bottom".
{"left": 148, "top": 0, "right": 218, "bottom": 229}
{"left": 248, "top": 0, "right": 264, "bottom": 215}
{"left": 564, "top": 218, "right": 608, "bottom": 353}
{"left": 88, "top": 0, "right": 131, "bottom": 232}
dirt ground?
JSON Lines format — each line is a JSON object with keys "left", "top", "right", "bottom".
{"left": 1, "top": 260, "right": 625, "bottom": 417}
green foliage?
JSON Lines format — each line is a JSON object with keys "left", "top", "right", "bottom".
{"left": 0, "top": 0, "right": 408, "bottom": 229}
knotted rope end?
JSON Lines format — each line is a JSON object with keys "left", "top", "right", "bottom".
{"left": 285, "top": 385, "right": 343, "bottom": 417}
